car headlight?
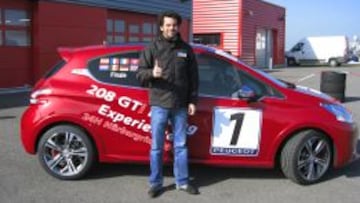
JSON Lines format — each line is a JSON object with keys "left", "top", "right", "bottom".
{"left": 321, "top": 103, "right": 353, "bottom": 123}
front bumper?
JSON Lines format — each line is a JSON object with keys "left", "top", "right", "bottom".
{"left": 333, "top": 122, "right": 358, "bottom": 168}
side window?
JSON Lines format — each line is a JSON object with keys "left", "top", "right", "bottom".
{"left": 196, "top": 53, "right": 272, "bottom": 98}
{"left": 237, "top": 70, "right": 272, "bottom": 97}
{"left": 291, "top": 42, "right": 304, "bottom": 52}
{"left": 196, "top": 54, "right": 242, "bottom": 97}
{"left": 87, "top": 52, "right": 141, "bottom": 87}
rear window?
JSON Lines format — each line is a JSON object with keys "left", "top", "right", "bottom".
{"left": 43, "top": 60, "right": 66, "bottom": 79}
{"left": 87, "top": 52, "right": 141, "bottom": 87}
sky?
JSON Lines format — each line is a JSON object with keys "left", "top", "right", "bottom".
{"left": 265, "top": 0, "right": 360, "bottom": 50}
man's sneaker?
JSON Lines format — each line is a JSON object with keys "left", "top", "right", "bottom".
{"left": 176, "top": 184, "right": 200, "bottom": 195}
{"left": 148, "top": 186, "right": 163, "bottom": 198}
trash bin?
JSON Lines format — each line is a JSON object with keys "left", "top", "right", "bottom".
{"left": 320, "top": 71, "right": 346, "bottom": 102}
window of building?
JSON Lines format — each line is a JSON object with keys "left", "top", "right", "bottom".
{"left": 107, "top": 19, "right": 125, "bottom": 44}
{"left": 193, "top": 33, "right": 221, "bottom": 47}
{"left": 196, "top": 53, "right": 271, "bottom": 98}
{"left": 129, "top": 37, "right": 139, "bottom": 42}
{"left": 114, "top": 20, "right": 125, "bottom": 33}
{"left": 141, "top": 22, "right": 157, "bottom": 42}
{"left": 128, "top": 24, "right": 141, "bottom": 42}
{"left": 153, "top": 23, "right": 158, "bottom": 36}
{"left": 107, "top": 11, "right": 157, "bottom": 43}
{"left": 107, "top": 19, "right": 113, "bottom": 32}
{"left": 5, "top": 9, "right": 29, "bottom": 26}
{"left": 0, "top": 8, "right": 31, "bottom": 47}
{"left": 87, "top": 52, "right": 141, "bottom": 87}
{"left": 5, "top": 30, "right": 29, "bottom": 46}
{"left": 142, "top": 23, "right": 152, "bottom": 35}
{"left": 114, "top": 36, "right": 125, "bottom": 43}
{"left": 129, "top": 24, "right": 139, "bottom": 34}
{"left": 142, "top": 37, "right": 152, "bottom": 42}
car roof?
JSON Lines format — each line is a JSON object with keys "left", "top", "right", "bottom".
{"left": 57, "top": 42, "right": 241, "bottom": 64}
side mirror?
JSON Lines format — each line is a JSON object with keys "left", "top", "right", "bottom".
{"left": 232, "top": 85, "right": 259, "bottom": 102}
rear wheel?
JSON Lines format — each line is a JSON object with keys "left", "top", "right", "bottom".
{"left": 37, "top": 125, "right": 96, "bottom": 180}
{"left": 280, "top": 130, "right": 332, "bottom": 185}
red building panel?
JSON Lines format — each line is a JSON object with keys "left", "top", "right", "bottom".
{"left": 241, "top": 0, "right": 285, "bottom": 66}
{"left": 193, "top": 0, "right": 285, "bottom": 67}
{"left": 0, "top": 1, "right": 191, "bottom": 87}
{"left": 193, "top": 0, "right": 240, "bottom": 56}
{"left": 32, "top": 1, "right": 107, "bottom": 82}
{"left": 0, "top": 0, "right": 32, "bottom": 87}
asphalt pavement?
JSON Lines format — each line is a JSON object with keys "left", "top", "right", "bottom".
{"left": 1, "top": 65, "right": 360, "bottom": 203}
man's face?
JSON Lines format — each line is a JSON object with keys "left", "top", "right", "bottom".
{"left": 160, "top": 17, "right": 179, "bottom": 39}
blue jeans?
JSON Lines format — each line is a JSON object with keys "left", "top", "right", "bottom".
{"left": 149, "top": 106, "right": 189, "bottom": 188}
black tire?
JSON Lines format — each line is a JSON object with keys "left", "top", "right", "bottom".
{"left": 329, "top": 59, "right": 339, "bottom": 67}
{"left": 280, "top": 130, "right": 332, "bottom": 185}
{"left": 37, "top": 125, "right": 96, "bottom": 180}
{"left": 287, "top": 57, "right": 297, "bottom": 66}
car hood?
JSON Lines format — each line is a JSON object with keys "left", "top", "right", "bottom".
{"left": 293, "top": 85, "right": 336, "bottom": 102}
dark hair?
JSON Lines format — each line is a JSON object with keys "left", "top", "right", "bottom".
{"left": 158, "top": 11, "right": 182, "bottom": 26}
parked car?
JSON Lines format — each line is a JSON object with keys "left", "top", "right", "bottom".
{"left": 21, "top": 43, "right": 358, "bottom": 185}
{"left": 286, "top": 36, "right": 349, "bottom": 67}
{"left": 347, "top": 53, "right": 359, "bottom": 62}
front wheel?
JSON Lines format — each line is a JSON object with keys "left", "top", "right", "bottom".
{"left": 280, "top": 130, "right": 332, "bottom": 185}
{"left": 37, "top": 125, "right": 96, "bottom": 180}
{"left": 287, "top": 57, "right": 297, "bottom": 66}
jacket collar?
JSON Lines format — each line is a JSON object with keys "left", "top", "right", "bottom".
{"left": 158, "top": 33, "right": 182, "bottom": 48}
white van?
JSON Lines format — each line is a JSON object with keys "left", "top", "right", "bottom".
{"left": 285, "top": 36, "right": 349, "bottom": 67}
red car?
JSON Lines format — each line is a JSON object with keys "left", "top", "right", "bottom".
{"left": 21, "top": 43, "right": 358, "bottom": 185}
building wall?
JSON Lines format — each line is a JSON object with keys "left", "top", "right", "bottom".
{"left": 193, "top": 0, "right": 285, "bottom": 67}
{"left": 193, "top": 0, "right": 240, "bottom": 56}
{"left": 0, "top": 0, "right": 191, "bottom": 87}
{"left": 32, "top": 1, "right": 190, "bottom": 82}
{"left": 0, "top": 0, "right": 32, "bottom": 87}
{"left": 241, "top": 0, "right": 285, "bottom": 66}
{"left": 51, "top": 0, "right": 192, "bottom": 19}
{"left": 32, "top": 1, "right": 107, "bottom": 82}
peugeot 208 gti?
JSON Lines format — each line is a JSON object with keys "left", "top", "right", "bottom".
{"left": 21, "top": 44, "right": 358, "bottom": 185}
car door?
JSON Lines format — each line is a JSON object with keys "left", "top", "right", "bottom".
{"left": 188, "top": 51, "right": 283, "bottom": 165}
{"left": 86, "top": 50, "right": 152, "bottom": 159}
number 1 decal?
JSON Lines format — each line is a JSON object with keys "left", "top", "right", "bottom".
{"left": 211, "top": 108, "right": 262, "bottom": 156}
{"left": 230, "top": 113, "right": 245, "bottom": 146}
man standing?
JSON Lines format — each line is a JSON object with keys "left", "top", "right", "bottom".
{"left": 136, "top": 11, "right": 199, "bottom": 198}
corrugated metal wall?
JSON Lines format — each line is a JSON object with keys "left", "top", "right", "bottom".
{"left": 50, "top": 0, "right": 192, "bottom": 19}
{"left": 193, "top": 0, "right": 240, "bottom": 56}
{"left": 241, "top": 0, "right": 285, "bottom": 66}
{"left": 0, "top": 0, "right": 32, "bottom": 87}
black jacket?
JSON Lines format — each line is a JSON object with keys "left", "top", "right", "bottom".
{"left": 136, "top": 34, "right": 199, "bottom": 108}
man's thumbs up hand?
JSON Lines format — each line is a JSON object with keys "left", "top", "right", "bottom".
{"left": 153, "top": 59, "right": 162, "bottom": 78}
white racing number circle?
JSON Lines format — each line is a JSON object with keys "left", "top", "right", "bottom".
{"left": 211, "top": 107, "right": 262, "bottom": 156}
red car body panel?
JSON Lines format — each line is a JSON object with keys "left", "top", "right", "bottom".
{"left": 20, "top": 44, "right": 358, "bottom": 170}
